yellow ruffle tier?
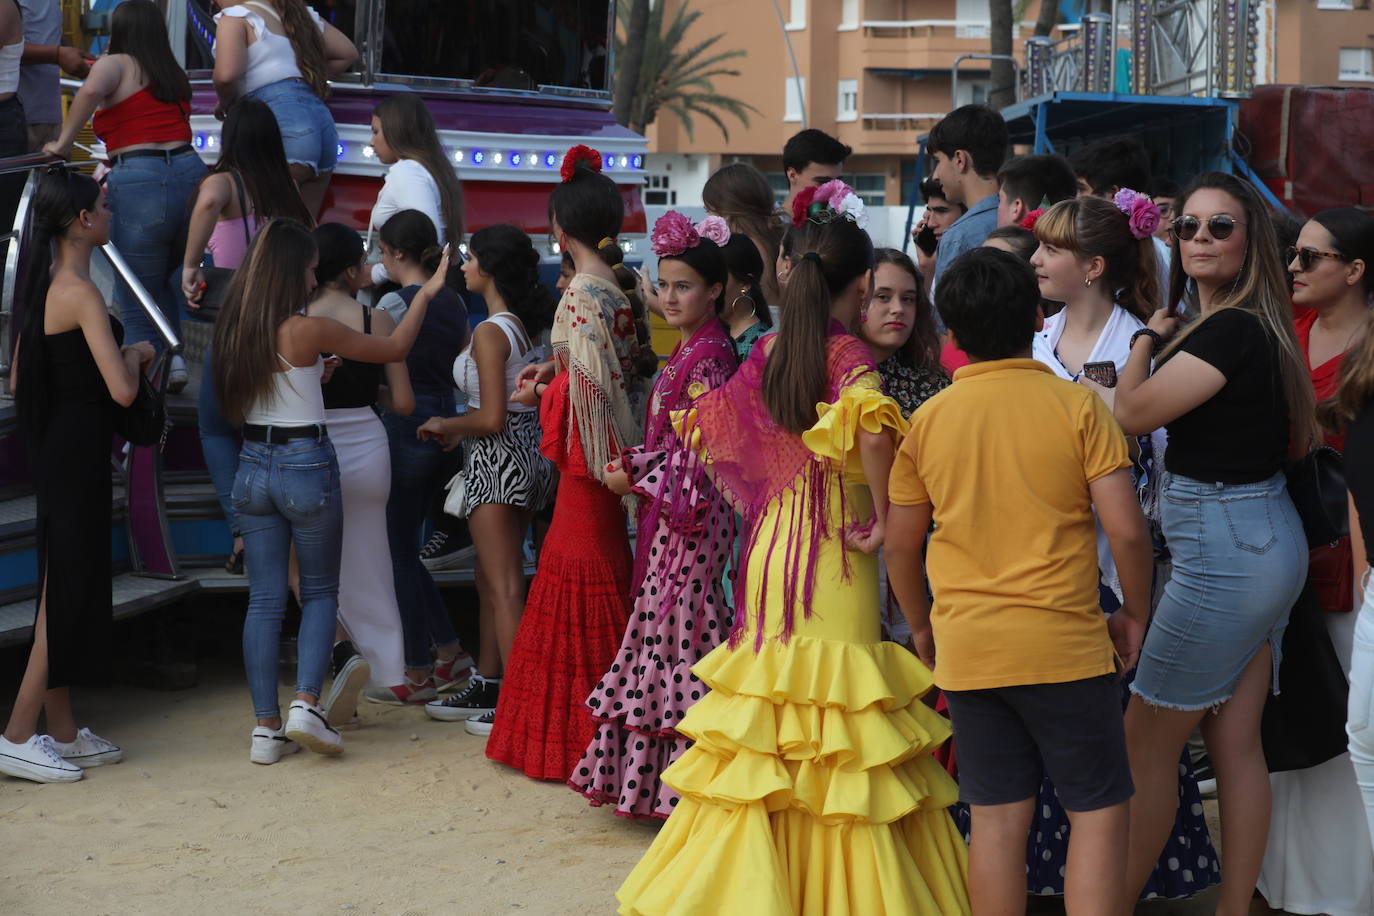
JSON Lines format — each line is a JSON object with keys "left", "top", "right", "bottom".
{"left": 615, "top": 635, "right": 971, "bottom": 916}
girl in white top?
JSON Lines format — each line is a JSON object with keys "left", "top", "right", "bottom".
{"left": 212, "top": 218, "right": 449, "bottom": 764}
{"left": 212, "top": 0, "right": 356, "bottom": 218}
{"left": 365, "top": 93, "right": 465, "bottom": 287}
{"left": 417, "top": 224, "right": 555, "bottom": 726}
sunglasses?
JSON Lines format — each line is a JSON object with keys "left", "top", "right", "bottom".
{"left": 1171, "top": 214, "right": 1244, "bottom": 241}
{"left": 1286, "top": 246, "right": 1348, "bottom": 271}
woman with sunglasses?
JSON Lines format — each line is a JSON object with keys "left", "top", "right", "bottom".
{"left": 1260, "top": 207, "right": 1374, "bottom": 916}
{"left": 1110, "top": 172, "right": 1317, "bottom": 915}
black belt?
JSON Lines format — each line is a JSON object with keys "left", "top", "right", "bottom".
{"left": 242, "top": 423, "right": 327, "bottom": 444}
{"left": 111, "top": 143, "right": 196, "bottom": 165}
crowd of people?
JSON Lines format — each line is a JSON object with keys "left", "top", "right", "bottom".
{"left": 2, "top": 3, "right": 1374, "bottom": 914}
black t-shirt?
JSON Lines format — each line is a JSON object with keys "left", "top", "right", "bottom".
{"left": 1346, "top": 397, "right": 1374, "bottom": 566}
{"left": 1160, "top": 308, "right": 1289, "bottom": 484}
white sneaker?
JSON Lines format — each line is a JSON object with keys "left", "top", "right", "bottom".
{"left": 50, "top": 728, "right": 123, "bottom": 768}
{"left": 284, "top": 700, "right": 343, "bottom": 756}
{"left": 321, "top": 654, "right": 371, "bottom": 727}
{"left": 167, "top": 355, "right": 189, "bottom": 393}
{"left": 463, "top": 711, "right": 495, "bottom": 737}
{"left": 0, "top": 734, "right": 84, "bottom": 783}
{"left": 250, "top": 725, "right": 300, "bottom": 765}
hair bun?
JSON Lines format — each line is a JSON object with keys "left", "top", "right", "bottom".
{"left": 560, "top": 145, "right": 603, "bottom": 183}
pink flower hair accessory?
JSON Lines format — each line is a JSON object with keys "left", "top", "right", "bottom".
{"left": 695, "top": 215, "right": 731, "bottom": 247}
{"left": 650, "top": 211, "right": 700, "bottom": 257}
{"left": 1113, "top": 188, "right": 1161, "bottom": 240}
{"left": 790, "top": 180, "right": 869, "bottom": 230}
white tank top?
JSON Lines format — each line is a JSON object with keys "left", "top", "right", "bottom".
{"left": 452, "top": 313, "right": 545, "bottom": 413}
{"left": 216, "top": 1, "right": 326, "bottom": 96}
{"left": 0, "top": 40, "right": 21, "bottom": 95}
{"left": 243, "top": 354, "right": 327, "bottom": 426}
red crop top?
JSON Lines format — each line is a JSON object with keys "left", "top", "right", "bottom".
{"left": 93, "top": 87, "right": 192, "bottom": 153}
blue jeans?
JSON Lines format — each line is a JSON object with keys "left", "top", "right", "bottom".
{"left": 1131, "top": 472, "right": 1307, "bottom": 712}
{"left": 233, "top": 437, "right": 342, "bottom": 719}
{"left": 247, "top": 78, "right": 339, "bottom": 175}
{"left": 198, "top": 349, "right": 241, "bottom": 536}
{"left": 383, "top": 394, "right": 459, "bottom": 669}
{"left": 104, "top": 147, "right": 207, "bottom": 349}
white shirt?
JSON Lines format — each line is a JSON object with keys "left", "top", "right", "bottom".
{"left": 367, "top": 159, "right": 445, "bottom": 286}
{"left": 215, "top": 2, "right": 325, "bottom": 96}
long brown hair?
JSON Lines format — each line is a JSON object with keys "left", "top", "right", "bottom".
{"left": 763, "top": 217, "right": 874, "bottom": 433}
{"left": 258, "top": 0, "right": 330, "bottom": 98}
{"left": 373, "top": 94, "right": 465, "bottom": 250}
{"left": 1033, "top": 196, "right": 1159, "bottom": 322}
{"left": 873, "top": 248, "right": 942, "bottom": 371}
{"left": 704, "top": 163, "right": 786, "bottom": 302}
{"left": 212, "top": 219, "right": 318, "bottom": 424}
{"left": 1161, "top": 172, "right": 1318, "bottom": 451}
{"left": 206, "top": 97, "right": 313, "bottom": 225}
{"left": 1312, "top": 207, "right": 1374, "bottom": 430}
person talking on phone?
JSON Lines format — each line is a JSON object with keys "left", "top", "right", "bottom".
{"left": 911, "top": 177, "right": 965, "bottom": 299}
{"left": 1016, "top": 194, "right": 1224, "bottom": 901}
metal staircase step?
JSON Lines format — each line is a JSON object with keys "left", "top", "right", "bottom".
{"left": 0, "top": 572, "right": 200, "bottom": 648}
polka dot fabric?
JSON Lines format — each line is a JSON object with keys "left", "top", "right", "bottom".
{"left": 568, "top": 354, "right": 737, "bottom": 820}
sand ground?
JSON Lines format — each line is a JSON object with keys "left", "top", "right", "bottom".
{"left": 0, "top": 597, "right": 1292, "bottom": 916}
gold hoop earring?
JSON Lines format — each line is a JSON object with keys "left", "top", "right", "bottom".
{"left": 731, "top": 293, "right": 756, "bottom": 316}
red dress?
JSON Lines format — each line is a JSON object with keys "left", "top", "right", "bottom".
{"left": 486, "top": 370, "right": 633, "bottom": 780}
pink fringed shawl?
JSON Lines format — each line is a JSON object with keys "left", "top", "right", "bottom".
{"left": 679, "top": 326, "right": 878, "bottom": 649}
{"left": 629, "top": 318, "right": 738, "bottom": 603}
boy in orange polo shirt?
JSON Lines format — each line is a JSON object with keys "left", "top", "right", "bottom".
{"left": 886, "top": 247, "right": 1153, "bottom": 916}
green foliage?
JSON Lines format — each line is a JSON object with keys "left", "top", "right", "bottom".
{"left": 614, "top": 1, "right": 759, "bottom": 141}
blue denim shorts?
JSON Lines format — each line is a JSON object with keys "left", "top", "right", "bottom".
{"left": 1131, "top": 472, "right": 1308, "bottom": 711}
{"left": 246, "top": 78, "right": 338, "bottom": 174}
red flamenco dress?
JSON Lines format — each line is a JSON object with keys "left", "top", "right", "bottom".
{"left": 485, "top": 368, "right": 633, "bottom": 780}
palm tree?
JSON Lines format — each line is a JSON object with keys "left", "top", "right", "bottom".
{"left": 613, "top": 0, "right": 758, "bottom": 142}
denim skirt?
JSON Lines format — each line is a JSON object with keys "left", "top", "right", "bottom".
{"left": 1131, "top": 471, "right": 1307, "bottom": 711}
{"left": 246, "top": 77, "right": 338, "bottom": 174}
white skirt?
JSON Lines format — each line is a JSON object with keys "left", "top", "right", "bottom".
{"left": 326, "top": 406, "right": 406, "bottom": 688}
{"left": 1259, "top": 602, "right": 1374, "bottom": 916}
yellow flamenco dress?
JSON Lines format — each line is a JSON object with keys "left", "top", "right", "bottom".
{"left": 616, "top": 345, "right": 970, "bottom": 916}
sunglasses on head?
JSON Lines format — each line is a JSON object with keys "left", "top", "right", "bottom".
{"left": 1171, "top": 214, "right": 1244, "bottom": 241}
{"left": 1286, "top": 246, "right": 1348, "bottom": 271}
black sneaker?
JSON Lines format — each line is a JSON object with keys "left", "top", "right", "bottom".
{"left": 1193, "top": 754, "right": 1217, "bottom": 798}
{"left": 331, "top": 640, "right": 358, "bottom": 679}
{"left": 424, "top": 674, "right": 500, "bottom": 722}
{"left": 419, "top": 529, "right": 477, "bottom": 571}
{"left": 463, "top": 710, "right": 494, "bottom": 736}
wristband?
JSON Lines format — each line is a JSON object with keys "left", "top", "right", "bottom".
{"left": 1129, "top": 328, "right": 1164, "bottom": 354}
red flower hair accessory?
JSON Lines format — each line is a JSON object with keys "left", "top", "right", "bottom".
{"left": 560, "top": 145, "right": 603, "bottom": 183}
{"left": 1020, "top": 208, "right": 1045, "bottom": 231}
{"left": 790, "top": 186, "right": 820, "bottom": 228}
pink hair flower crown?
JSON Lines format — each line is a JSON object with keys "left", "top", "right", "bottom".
{"left": 790, "top": 180, "right": 869, "bottom": 230}
{"left": 650, "top": 211, "right": 732, "bottom": 258}
{"left": 1113, "top": 188, "right": 1161, "bottom": 240}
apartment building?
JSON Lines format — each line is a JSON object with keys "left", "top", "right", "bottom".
{"left": 642, "top": 0, "right": 1058, "bottom": 210}
{"left": 643, "top": 0, "right": 1374, "bottom": 211}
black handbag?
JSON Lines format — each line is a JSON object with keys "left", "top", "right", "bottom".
{"left": 1285, "top": 445, "right": 1348, "bottom": 548}
{"left": 188, "top": 170, "right": 251, "bottom": 323}
{"left": 1261, "top": 584, "right": 1350, "bottom": 772}
{"left": 115, "top": 364, "right": 168, "bottom": 448}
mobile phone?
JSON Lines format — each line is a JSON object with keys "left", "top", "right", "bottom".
{"left": 1082, "top": 360, "right": 1118, "bottom": 388}
{"left": 914, "top": 224, "right": 938, "bottom": 257}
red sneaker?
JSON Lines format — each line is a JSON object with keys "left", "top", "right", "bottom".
{"left": 363, "top": 677, "right": 437, "bottom": 706}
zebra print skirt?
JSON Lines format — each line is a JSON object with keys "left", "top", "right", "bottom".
{"left": 460, "top": 409, "right": 556, "bottom": 515}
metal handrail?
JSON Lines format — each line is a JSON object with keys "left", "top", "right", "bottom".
{"left": 1, "top": 155, "right": 182, "bottom": 360}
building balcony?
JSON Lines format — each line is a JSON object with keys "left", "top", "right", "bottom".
{"left": 856, "top": 17, "right": 1073, "bottom": 74}
{"left": 835, "top": 112, "right": 943, "bottom": 154}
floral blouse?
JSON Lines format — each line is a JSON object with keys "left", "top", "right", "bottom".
{"left": 878, "top": 355, "right": 950, "bottom": 419}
